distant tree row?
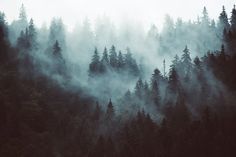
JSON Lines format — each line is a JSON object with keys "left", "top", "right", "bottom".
{"left": 89, "top": 46, "right": 140, "bottom": 77}
{"left": 148, "top": 5, "right": 236, "bottom": 57}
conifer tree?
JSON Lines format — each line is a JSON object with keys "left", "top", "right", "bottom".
{"left": 151, "top": 80, "right": 160, "bottom": 108}
{"left": 168, "top": 67, "right": 179, "bottom": 92}
{"left": 28, "top": 18, "right": 37, "bottom": 49}
{"left": 181, "top": 46, "right": 192, "bottom": 79}
{"left": 202, "top": 7, "right": 210, "bottom": 26}
{"left": 230, "top": 5, "right": 236, "bottom": 32}
{"left": 151, "top": 68, "right": 161, "bottom": 86}
{"left": 0, "top": 12, "right": 9, "bottom": 62}
{"left": 53, "top": 40, "right": 62, "bottom": 59}
{"left": 124, "top": 48, "right": 139, "bottom": 76}
{"left": 19, "top": 4, "right": 27, "bottom": 23}
{"left": 100, "top": 47, "right": 109, "bottom": 72}
{"left": 171, "top": 55, "right": 180, "bottom": 69}
{"left": 135, "top": 78, "right": 144, "bottom": 98}
{"left": 17, "top": 4, "right": 28, "bottom": 35}
{"left": 106, "top": 99, "right": 115, "bottom": 120}
{"left": 218, "top": 6, "right": 230, "bottom": 33}
{"left": 101, "top": 47, "right": 109, "bottom": 65}
{"left": 89, "top": 47, "right": 100, "bottom": 75}
{"left": 52, "top": 40, "right": 66, "bottom": 75}
{"left": 117, "top": 51, "right": 124, "bottom": 69}
{"left": 109, "top": 45, "right": 117, "bottom": 68}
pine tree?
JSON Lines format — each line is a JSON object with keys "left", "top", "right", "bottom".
{"left": 135, "top": 78, "right": 144, "bottom": 98}
{"left": 151, "top": 80, "right": 160, "bottom": 108}
{"left": 101, "top": 47, "right": 109, "bottom": 65}
{"left": 202, "top": 7, "right": 210, "bottom": 26}
{"left": 100, "top": 47, "right": 109, "bottom": 73}
{"left": 16, "top": 3, "right": 28, "bottom": 36}
{"left": 53, "top": 40, "right": 62, "bottom": 59}
{"left": 181, "top": 46, "right": 192, "bottom": 79}
{"left": 117, "top": 51, "right": 124, "bottom": 69}
{"left": 194, "top": 56, "right": 205, "bottom": 82}
{"left": 52, "top": 40, "right": 65, "bottom": 73}
{"left": 106, "top": 99, "right": 115, "bottom": 120}
{"left": 0, "top": 12, "right": 7, "bottom": 38}
{"left": 171, "top": 55, "right": 180, "bottom": 69}
{"left": 19, "top": 4, "right": 27, "bottom": 23}
{"left": 16, "top": 30, "right": 26, "bottom": 49}
{"left": 24, "top": 27, "right": 30, "bottom": 49}
{"left": 16, "top": 19, "right": 37, "bottom": 51}
{"left": 16, "top": 30, "right": 29, "bottom": 51}
{"left": 218, "top": 6, "right": 230, "bottom": 33}
{"left": 194, "top": 56, "right": 201, "bottom": 69}
{"left": 181, "top": 46, "right": 191, "bottom": 65}
{"left": 28, "top": 18, "right": 37, "bottom": 49}
{"left": 144, "top": 81, "right": 149, "bottom": 94}
{"left": 0, "top": 12, "right": 9, "bottom": 62}
{"left": 168, "top": 67, "right": 179, "bottom": 92}
{"left": 89, "top": 47, "right": 100, "bottom": 75}
{"left": 124, "top": 48, "right": 139, "bottom": 76}
{"left": 109, "top": 45, "right": 117, "bottom": 68}
{"left": 151, "top": 68, "right": 161, "bottom": 86}
{"left": 230, "top": 5, "right": 236, "bottom": 32}
{"left": 143, "top": 81, "right": 150, "bottom": 103}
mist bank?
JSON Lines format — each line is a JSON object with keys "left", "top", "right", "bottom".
{"left": 8, "top": 5, "right": 228, "bottom": 72}
{"left": 1, "top": 4, "right": 236, "bottom": 115}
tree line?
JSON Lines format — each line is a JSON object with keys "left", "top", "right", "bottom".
{"left": 1, "top": 4, "right": 236, "bottom": 157}
{"left": 89, "top": 46, "right": 140, "bottom": 77}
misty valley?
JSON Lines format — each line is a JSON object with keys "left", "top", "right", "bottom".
{"left": 1, "top": 4, "right": 236, "bottom": 157}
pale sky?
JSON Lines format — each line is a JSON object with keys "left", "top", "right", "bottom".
{"left": 0, "top": 0, "right": 235, "bottom": 30}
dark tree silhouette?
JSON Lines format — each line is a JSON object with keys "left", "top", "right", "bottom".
{"left": 117, "top": 50, "right": 125, "bottom": 69}
{"left": 109, "top": 45, "right": 117, "bottom": 68}
{"left": 105, "top": 99, "right": 115, "bottom": 121}
{"left": 218, "top": 6, "right": 230, "bottom": 34}
{"left": 101, "top": 47, "right": 109, "bottom": 72}
{"left": 134, "top": 78, "right": 144, "bottom": 98}
{"left": 89, "top": 47, "right": 100, "bottom": 75}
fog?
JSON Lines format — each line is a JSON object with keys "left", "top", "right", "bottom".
{"left": 1, "top": 2, "right": 235, "bottom": 120}
{"left": 1, "top": 0, "right": 235, "bottom": 30}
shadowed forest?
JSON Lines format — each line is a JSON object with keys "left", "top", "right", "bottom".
{"left": 1, "top": 4, "right": 236, "bottom": 157}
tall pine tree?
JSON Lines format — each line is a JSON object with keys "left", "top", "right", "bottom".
{"left": 89, "top": 47, "right": 101, "bottom": 75}
{"left": 109, "top": 45, "right": 117, "bottom": 68}
{"left": 181, "top": 46, "right": 192, "bottom": 80}
{"left": 230, "top": 5, "right": 236, "bottom": 32}
{"left": 218, "top": 6, "right": 230, "bottom": 34}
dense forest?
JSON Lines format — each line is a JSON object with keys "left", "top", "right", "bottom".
{"left": 1, "top": 4, "right": 236, "bottom": 157}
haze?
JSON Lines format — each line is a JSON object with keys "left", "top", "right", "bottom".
{"left": 1, "top": 0, "right": 235, "bottom": 30}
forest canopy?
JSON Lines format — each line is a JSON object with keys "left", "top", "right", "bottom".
{"left": 1, "top": 4, "right": 236, "bottom": 157}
